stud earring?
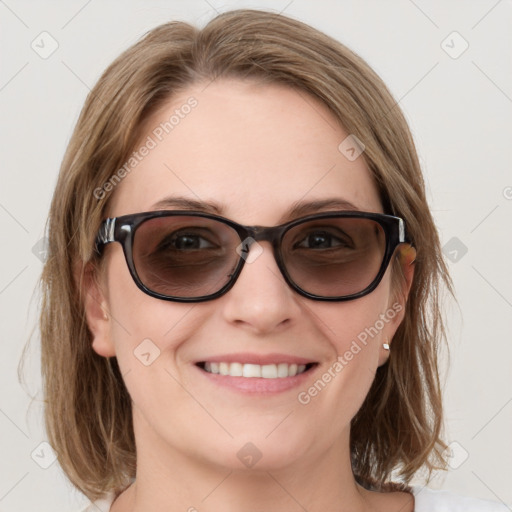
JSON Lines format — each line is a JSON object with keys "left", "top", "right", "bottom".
{"left": 383, "top": 338, "right": 390, "bottom": 350}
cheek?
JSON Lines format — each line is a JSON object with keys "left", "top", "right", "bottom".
{"left": 105, "top": 271, "right": 201, "bottom": 424}
{"left": 315, "top": 275, "right": 392, "bottom": 354}
{"left": 301, "top": 275, "right": 393, "bottom": 415}
{"left": 104, "top": 249, "right": 191, "bottom": 380}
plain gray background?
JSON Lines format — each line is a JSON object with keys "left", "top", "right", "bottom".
{"left": 0, "top": 1, "right": 511, "bottom": 510}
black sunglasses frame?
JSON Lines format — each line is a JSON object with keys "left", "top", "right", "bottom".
{"left": 95, "top": 210, "right": 411, "bottom": 303}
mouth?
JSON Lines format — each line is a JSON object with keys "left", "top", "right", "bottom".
{"left": 196, "top": 361, "right": 318, "bottom": 378}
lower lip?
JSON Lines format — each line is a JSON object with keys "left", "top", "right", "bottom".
{"left": 195, "top": 364, "right": 318, "bottom": 395}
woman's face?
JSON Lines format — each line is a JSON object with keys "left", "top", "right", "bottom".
{"left": 88, "top": 78, "right": 411, "bottom": 473}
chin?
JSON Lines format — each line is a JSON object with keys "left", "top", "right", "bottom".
{"left": 194, "top": 432, "right": 313, "bottom": 473}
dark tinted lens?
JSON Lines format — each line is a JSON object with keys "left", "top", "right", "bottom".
{"left": 132, "top": 216, "right": 240, "bottom": 298}
{"left": 282, "top": 217, "right": 386, "bottom": 297}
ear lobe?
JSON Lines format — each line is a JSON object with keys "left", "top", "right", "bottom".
{"left": 80, "top": 262, "right": 116, "bottom": 358}
{"left": 378, "top": 244, "right": 416, "bottom": 367}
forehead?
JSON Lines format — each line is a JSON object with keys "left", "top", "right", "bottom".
{"left": 107, "top": 78, "right": 382, "bottom": 224}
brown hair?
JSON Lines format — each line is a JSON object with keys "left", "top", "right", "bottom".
{"left": 34, "top": 8, "right": 453, "bottom": 500}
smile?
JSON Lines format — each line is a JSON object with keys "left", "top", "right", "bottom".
{"left": 198, "top": 361, "right": 316, "bottom": 378}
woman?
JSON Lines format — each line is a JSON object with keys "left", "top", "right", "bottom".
{"left": 39, "top": 9, "right": 507, "bottom": 512}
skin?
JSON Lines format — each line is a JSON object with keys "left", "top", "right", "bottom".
{"left": 85, "top": 78, "right": 415, "bottom": 512}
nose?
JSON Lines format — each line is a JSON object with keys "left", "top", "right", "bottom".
{"left": 220, "top": 241, "right": 302, "bottom": 334}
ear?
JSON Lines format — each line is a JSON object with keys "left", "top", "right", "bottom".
{"left": 78, "top": 261, "right": 116, "bottom": 358}
{"left": 378, "top": 244, "right": 416, "bottom": 366}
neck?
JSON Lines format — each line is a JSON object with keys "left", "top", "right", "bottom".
{"left": 113, "top": 413, "right": 372, "bottom": 512}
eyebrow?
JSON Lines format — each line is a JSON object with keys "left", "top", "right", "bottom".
{"left": 151, "top": 196, "right": 361, "bottom": 224}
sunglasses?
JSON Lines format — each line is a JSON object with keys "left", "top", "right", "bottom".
{"left": 95, "top": 210, "right": 411, "bottom": 302}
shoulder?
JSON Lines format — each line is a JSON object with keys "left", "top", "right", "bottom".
{"left": 78, "top": 492, "right": 116, "bottom": 512}
{"left": 411, "top": 485, "right": 510, "bottom": 512}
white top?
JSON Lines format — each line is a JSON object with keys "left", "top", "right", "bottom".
{"left": 80, "top": 485, "right": 510, "bottom": 511}
{"left": 412, "top": 486, "right": 509, "bottom": 511}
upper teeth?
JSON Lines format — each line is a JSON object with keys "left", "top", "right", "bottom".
{"left": 203, "top": 362, "right": 308, "bottom": 378}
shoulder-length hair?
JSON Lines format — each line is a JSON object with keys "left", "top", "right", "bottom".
{"left": 35, "top": 8, "right": 453, "bottom": 500}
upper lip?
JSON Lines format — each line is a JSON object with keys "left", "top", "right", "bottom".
{"left": 195, "top": 353, "right": 317, "bottom": 365}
